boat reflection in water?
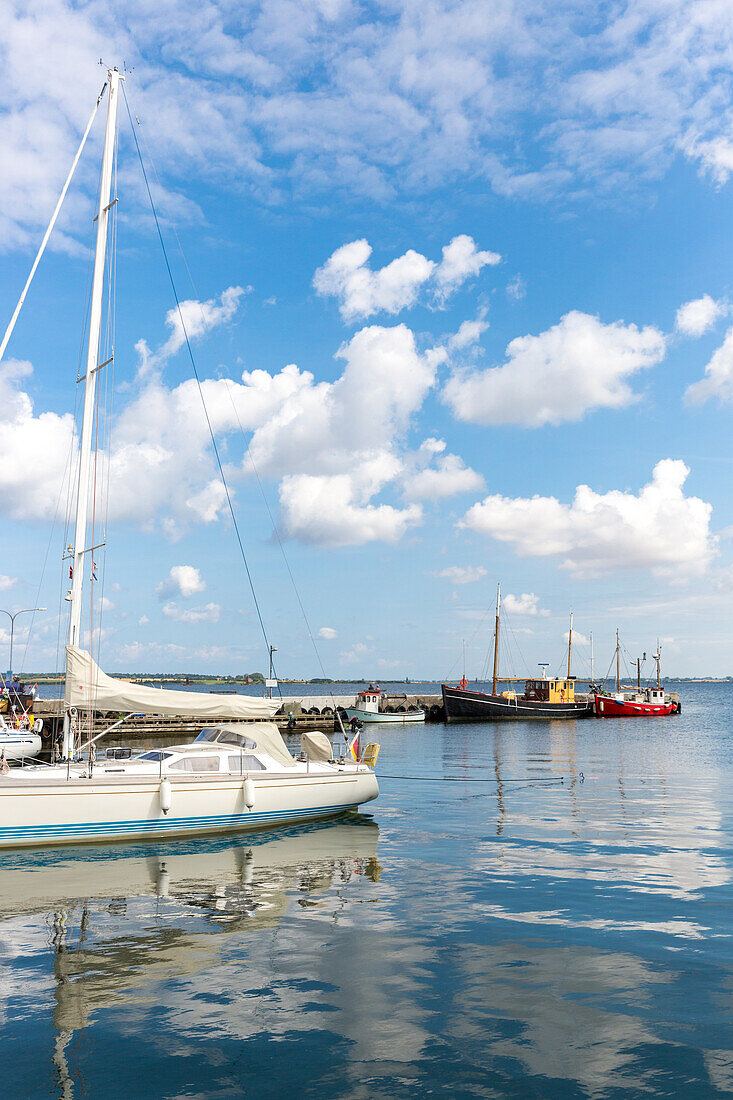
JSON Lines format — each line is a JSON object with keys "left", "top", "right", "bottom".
{"left": 0, "top": 818, "right": 380, "bottom": 1093}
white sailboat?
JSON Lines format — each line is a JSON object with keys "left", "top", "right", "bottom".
{"left": 0, "top": 68, "right": 378, "bottom": 847}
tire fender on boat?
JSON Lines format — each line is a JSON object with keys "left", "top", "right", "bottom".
{"left": 243, "top": 777, "right": 255, "bottom": 810}
{"left": 159, "top": 778, "right": 172, "bottom": 815}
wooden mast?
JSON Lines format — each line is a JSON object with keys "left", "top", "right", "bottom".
{"left": 637, "top": 657, "right": 641, "bottom": 690}
{"left": 567, "top": 611, "right": 573, "bottom": 680}
{"left": 492, "top": 583, "right": 501, "bottom": 695}
{"left": 616, "top": 629, "right": 620, "bottom": 692}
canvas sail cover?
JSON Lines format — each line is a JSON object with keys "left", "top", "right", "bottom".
{"left": 64, "top": 646, "right": 280, "bottom": 719}
{"left": 215, "top": 722, "right": 295, "bottom": 768}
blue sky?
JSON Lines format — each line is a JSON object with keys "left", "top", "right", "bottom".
{"left": 2, "top": 0, "right": 733, "bottom": 679}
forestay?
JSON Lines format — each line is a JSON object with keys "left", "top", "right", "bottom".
{"left": 64, "top": 646, "right": 280, "bottom": 719}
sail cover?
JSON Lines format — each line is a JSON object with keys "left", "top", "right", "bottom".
{"left": 64, "top": 646, "right": 280, "bottom": 719}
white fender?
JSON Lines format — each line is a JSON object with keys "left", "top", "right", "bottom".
{"left": 159, "top": 778, "right": 172, "bottom": 815}
{"left": 243, "top": 777, "right": 255, "bottom": 810}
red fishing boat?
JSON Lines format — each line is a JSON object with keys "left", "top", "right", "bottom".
{"left": 594, "top": 634, "right": 680, "bottom": 717}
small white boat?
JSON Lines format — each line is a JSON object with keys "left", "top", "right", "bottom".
{"left": 0, "top": 724, "right": 378, "bottom": 849}
{"left": 346, "top": 686, "right": 425, "bottom": 725}
{"left": 0, "top": 714, "right": 43, "bottom": 763}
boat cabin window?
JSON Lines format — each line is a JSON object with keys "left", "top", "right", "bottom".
{"left": 138, "top": 751, "right": 173, "bottom": 762}
{"left": 195, "top": 728, "right": 223, "bottom": 743}
{"left": 168, "top": 755, "right": 221, "bottom": 772}
{"left": 227, "top": 754, "right": 265, "bottom": 772}
{"left": 195, "top": 728, "right": 256, "bottom": 749}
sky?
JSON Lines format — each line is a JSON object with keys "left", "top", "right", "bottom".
{"left": 2, "top": 0, "right": 733, "bottom": 680}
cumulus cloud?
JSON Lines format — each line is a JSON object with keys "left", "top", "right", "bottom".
{"left": 404, "top": 454, "right": 484, "bottom": 501}
{"left": 444, "top": 311, "right": 666, "bottom": 428}
{"left": 162, "top": 601, "right": 220, "bottom": 623}
{"left": 156, "top": 566, "right": 206, "bottom": 599}
{"left": 0, "top": 298, "right": 454, "bottom": 549}
{"left": 675, "top": 295, "right": 726, "bottom": 337}
{"left": 318, "top": 627, "right": 337, "bottom": 640}
{"left": 434, "top": 565, "right": 487, "bottom": 585}
{"left": 564, "top": 629, "right": 589, "bottom": 645}
{"left": 461, "top": 460, "right": 715, "bottom": 578}
{"left": 313, "top": 236, "right": 499, "bottom": 321}
{"left": 0, "top": 575, "right": 17, "bottom": 591}
{"left": 685, "top": 327, "right": 733, "bottom": 406}
{"left": 0, "top": 359, "right": 76, "bottom": 521}
{"left": 503, "top": 592, "right": 548, "bottom": 616}
{"left": 434, "top": 235, "right": 501, "bottom": 303}
{"left": 447, "top": 316, "right": 489, "bottom": 351}
{"left": 135, "top": 285, "right": 245, "bottom": 378}
{"left": 313, "top": 240, "right": 435, "bottom": 321}
{"left": 279, "top": 470, "right": 422, "bottom": 547}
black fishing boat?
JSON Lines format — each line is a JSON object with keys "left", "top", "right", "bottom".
{"left": 441, "top": 586, "right": 594, "bottom": 722}
{"left": 442, "top": 679, "right": 594, "bottom": 722}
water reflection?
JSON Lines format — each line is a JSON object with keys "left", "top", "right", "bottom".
{"left": 3, "top": 701, "right": 733, "bottom": 1098}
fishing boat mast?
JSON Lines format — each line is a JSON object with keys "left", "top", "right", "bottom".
{"left": 62, "top": 68, "right": 121, "bottom": 759}
{"left": 567, "top": 610, "right": 573, "bottom": 679}
{"left": 491, "top": 583, "right": 501, "bottom": 695}
{"left": 616, "top": 629, "right": 620, "bottom": 693}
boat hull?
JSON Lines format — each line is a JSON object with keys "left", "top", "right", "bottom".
{"left": 593, "top": 694, "right": 676, "bottom": 717}
{"left": 0, "top": 732, "right": 42, "bottom": 762}
{"left": 0, "top": 769, "right": 379, "bottom": 849}
{"left": 442, "top": 685, "right": 594, "bottom": 722}
{"left": 345, "top": 707, "right": 425, "bottom": 724}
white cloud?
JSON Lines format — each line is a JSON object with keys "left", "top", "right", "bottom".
{"left": 5, "top": 1, "right": 733, "bottom": 255}
{"left": 98, "top": 596, "right": 115, "bottom": 613}
{"left": 135, "top": 286, "right": 245, "bottom": 379}
{"left": 0, "top": 359, "right": 76, "bottom": 521}
{"left": 433, "top": 235, "right": 501, "bottom": 303}
{"left": 162, "top": 601, "right": 220, "bottom": 623}
{"left": 447, "top": 316, "right": 489, "bottom": 351}
{"left": 0, "top": 575, "right": 17, "bottom": 592}
{"left": 313, "top": 240, "right": 435, "bottom": 321}
{"left": 279, "top": 470, "right": 422, "bottom": 547}
{"left": 157, "top": 566, "right": 206, "bottom": 599}
{"left": 339, "top": 641, "right": 372, "bottom": 666}
{"left": 675, "top": 295, "right": 726, "bottom": 337}
{"left": 0, "top": 304, "right": 447, "bottom": 548}
{"left": 138, "top": 615, "right": 149, "bottom": 626}
{"left": 461, "top": 460, "right": 715, "bottom": 579}
{"left": 318, "top": 626, "right": 337, "bottom": 640}
{"left": 404, "top": 453, "right": 484, "bottom": 501}
{"left": 313, "top": 236, "right": 498, "bottom": 321}
{"left": 444, "top": 311, "right": 666, "bottom": 427}
{"left": 506, "top": 275, "right": 526, "bottom": 301}
{"left": 564, "top": 629, "right": 589, "bottom": 646}
{"left": 503, "top": 592, "right": 548, "bottom": 616}
{"left": 685, "top": 327, "right": 733, "bottom": 406}
{"left": 434, "top": 565, "right": 487, "bottom": 585}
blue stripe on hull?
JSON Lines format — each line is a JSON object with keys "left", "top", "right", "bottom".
{"left": 0, "top": 803, "right": 358, "bottom": 846}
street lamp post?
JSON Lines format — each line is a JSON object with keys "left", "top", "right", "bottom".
{"left": 0, "top": 608, "right": 47, "bottom": 680}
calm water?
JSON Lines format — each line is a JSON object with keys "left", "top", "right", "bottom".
{"left": 3, "top": 681, "right": 733, "bottom": 1098}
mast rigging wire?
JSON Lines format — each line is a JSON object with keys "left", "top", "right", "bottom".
{"left": 121, "top": 82, "right": 274, "bottom": 671}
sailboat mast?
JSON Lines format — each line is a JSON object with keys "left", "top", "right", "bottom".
{"left": 67, "top": 69, "right": 120, "bottom": 651}
{"left": 62, "top": 69, "right": 120, "bottom": 760}
{"left": 590, "top": 631, "right": 594, "bottom": 684}
{"left": 567, "top": 610, "right": 573, "bottom": 679}
{"left": 492, "top": 583, "right": 501, "bottom": 695}
{"left": 616, "top": 629, "right": 620, "bottom": 692}
{"left": 656, "top": 639, "right": 661, "bottom": 688}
